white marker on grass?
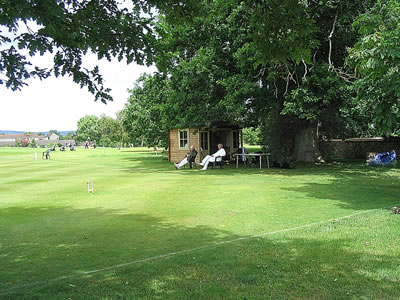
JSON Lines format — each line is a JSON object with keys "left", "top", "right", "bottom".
{"left": 87, "top": 180, "right": 94, "bottom": 193}
{"left": 34, "top": 152, "right": 38, "bottom": 160}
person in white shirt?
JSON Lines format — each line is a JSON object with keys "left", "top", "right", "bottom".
{"left": 199, "top": 143, "right": 226, "bottom": 170}
{"left": 235, "top": 146, "right": 248, "bottom": 163}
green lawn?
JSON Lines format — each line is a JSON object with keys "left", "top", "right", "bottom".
{"left": 1, "top": 147, "right": 399, "bottom": 299}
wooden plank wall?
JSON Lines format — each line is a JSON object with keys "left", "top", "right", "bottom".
{"left": 169, "top": 128, "right": 200, "bottom": 163}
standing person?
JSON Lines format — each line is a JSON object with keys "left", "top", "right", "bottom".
{"left": 199, "top": 144, "right": 226, "bottom": 170}
{"left": 84, "top": 141, "right": 89, "bottom": 149}
{"left": 174, "top": 146, "right": 198, "bottom": 169}
{"left": 235, "top": 146, "right": 248, "bottom": 163}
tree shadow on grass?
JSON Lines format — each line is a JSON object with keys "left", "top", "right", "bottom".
{"left": 281, "top": 179, "right": 399, "bottom": 211}
{"left": 120, "top": 152, "right": 399, "bottom": 177}
{"left": 1, "top": 207, "right": 399, "bottom": 299}
{"left": 279, "top": 163, "right": 399, "bottom": 211}
{"left": 119, "top": 154, "right": 289, "bottom": 176}
{"left": 118, "top": 154, "right": 400, "bottom": 211}
{"left": 0, "top": 205, "right": 242, "bottom": 295}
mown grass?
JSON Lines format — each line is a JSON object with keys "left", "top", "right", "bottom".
{"left": 0, "top": 147, "right": 399, "bottom": 299}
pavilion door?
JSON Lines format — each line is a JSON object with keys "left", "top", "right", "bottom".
{"left": 210, "top": 130, "right": 231, "bottom": 158}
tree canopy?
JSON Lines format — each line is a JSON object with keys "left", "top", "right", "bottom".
{"left": 121, "top": 73, "right": 168, "bottom": 147}
{"left": 134, "top": 0, "right": 379, "bottom": 160}
{"left": 0, "top": 0, "right": 199, "bottom": 102}
{"left": 3, "top": 0, "right": 399, "bottom": 160}
{"left": 75, "top": 114, "right": 126, "bottom": 146}
{"left": 75, "top": 115, "right": 100, "bottom": 143}
{"left": 348, "top": 0, "right": 400, "bottom": 136}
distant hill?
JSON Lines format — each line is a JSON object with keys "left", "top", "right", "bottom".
{"left": 0, "top": 130, "right": 25, "bottom": 135}
{"left": 0, "top": 130, "right": 75, "bottom": 136}
{"left": 58, "top": 131, "right": 75, "bottom": 136}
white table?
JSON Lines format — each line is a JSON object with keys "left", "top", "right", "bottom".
{"left": 233, "top": 153, "right": 271, "bottom": 169}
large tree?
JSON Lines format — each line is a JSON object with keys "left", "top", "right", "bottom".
{"left": 0, "top": 0, "right": 199, "bottom": 102}
{"left": 250, "top": 0, "right": 375, "bottom": 161}
{"left": 75, "top": 115, "right": 100, "bottom": 143}
{"left": 150, "top": 0, "right": 379, "bottom": 162}
{"left": 97, "top": 114, "right": 123, "bottom": 147}
{"left": 121, "top": 73, "right": 168, "bottom": 147}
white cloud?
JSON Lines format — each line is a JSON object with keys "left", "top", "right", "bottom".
{"left": 0, "top": 53, "right": 155, "bottom": 132}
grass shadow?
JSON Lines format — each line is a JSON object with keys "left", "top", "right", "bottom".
{"left": 2, "top": 208, "right": 399, "bottom": 299}
{"left": 115, "top": 153, "right": 400, "bottom": 212}
{"left": 0, "top": 205, "right": 243, "bottom": 294}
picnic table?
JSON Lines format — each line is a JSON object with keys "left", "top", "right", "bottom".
{"left": 233, "top": 153, "right": 271, "bottom": 169}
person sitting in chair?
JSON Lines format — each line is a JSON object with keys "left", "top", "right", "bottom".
{"left": 199, "top": 143, "right": 226, "bottom": 170}
{"left": 174, "top": 146, "right": 198, "bottom": 169}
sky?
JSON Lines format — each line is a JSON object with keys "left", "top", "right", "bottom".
{"left": 0, "top": 53, "right": 155, "bottom": 132}
{"left": 0, "top": 2, "right": 155, "bottom": 132}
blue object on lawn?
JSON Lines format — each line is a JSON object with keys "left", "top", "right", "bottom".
{"left": 369, "top": 150, "right": 397, "bottom": 166}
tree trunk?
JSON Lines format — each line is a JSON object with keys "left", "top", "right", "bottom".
{"left": 292, "top": 125, "right": 324, "bottom": 162}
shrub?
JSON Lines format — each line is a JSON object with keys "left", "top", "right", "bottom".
{"left": 30, "top": 139, "right": 37, "bottom": 148}
{"left": 20, "top": 139, "right": 30, "bottom": 147}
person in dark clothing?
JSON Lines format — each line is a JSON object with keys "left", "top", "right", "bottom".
{"left": 174, "top": 146, "right": 198, "bottom": 169}
{"left": 42, "top": 148, "right": 51, "bottom": 159}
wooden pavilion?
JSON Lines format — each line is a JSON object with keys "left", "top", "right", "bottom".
{"left": 168, "top": 122, "right": 243, "bottom": 163}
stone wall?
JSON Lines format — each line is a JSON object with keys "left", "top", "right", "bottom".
{"left": 320, "top": 138, "right": 400, "bottom": 160}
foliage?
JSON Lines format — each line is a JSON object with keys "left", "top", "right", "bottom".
{"left": 348, "top": 0, "right": 400, "bottom": 136}
{"left": 244, "top": 0, "right": 319, "bottom": 67}
{"left": 75, "top": 114, "right": 125, "bottom": 146}
{"left": 242, "top": 127, "right": 260, "bottom": 145}
{"left": 259, "top": 110, "right": 297, "bottom": 160}
{"left": 152, "top": 0, "right": 376, "bottom": 161}
{"left": 75, "top": 115, "right": 100, "bottom": 143}
{"left": 0, "top": 0, "right": 200, "bottom": 102}
{"left": 154, "top": 1, "right": 261, "bottom": 128}
{"left": 60, "top": 132, "right": 75, "bottom": 140}
{"left": 97, "top": 114, "right": 123, "bottom": 147}
{"left": 122, "top": 74, "right": 168, "bottom": 147}
{"left": 14, "top": 138, "right": 21, "bottom": 147}
{"left": 29, "top": 138, "right": 37, "bottom": 148}
{"left": 20, "top": 138, "right": 30, "bottom": 147}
